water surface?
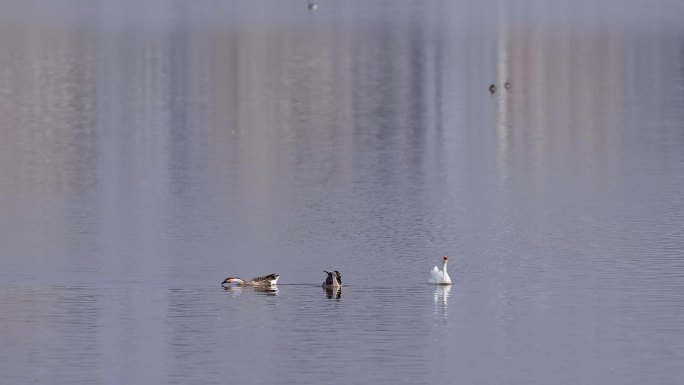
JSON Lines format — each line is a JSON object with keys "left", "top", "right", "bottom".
{"left": 1, "top": 1, "right": 683, "bottom": 384}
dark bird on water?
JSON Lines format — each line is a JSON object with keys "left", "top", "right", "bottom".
{"left": 323, "top": 270, "right": 342, "bottom": 287}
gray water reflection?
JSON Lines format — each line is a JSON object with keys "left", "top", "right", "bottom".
{"left": 1, "top": 0, "right": 684, "bottom": 384}
{"left": 223, "top": 285, "right": 280, "bottom": 297}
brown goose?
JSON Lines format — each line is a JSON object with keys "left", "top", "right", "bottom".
{"left": 322, "top": 271, "right": 342, "bottom": 288}
{"left": 221, "top": 273, "right": 280, "bottom": 287}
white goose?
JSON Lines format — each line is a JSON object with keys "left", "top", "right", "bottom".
{"left": 428, "top": 256, "right": 452, "bottom": 285}
{"left": 221, "top": 273, "right": 280, "bottom": 287}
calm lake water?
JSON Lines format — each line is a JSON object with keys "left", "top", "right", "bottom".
{"left": 1, "top": 1, "right": 684, "bottom": 384}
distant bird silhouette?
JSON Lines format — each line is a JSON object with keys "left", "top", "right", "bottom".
{"left": 504, "top": 81, "right": 511, "bottom": 90}
{"left": 489, "top": 84, "right": 497, "bottom": 94}
{"left": 308, "top": 1, "right": 318, "bottom": 10}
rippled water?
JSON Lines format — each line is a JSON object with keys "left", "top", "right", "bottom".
{"left": 1, "top": 1, "right": 683, "bottom": 384}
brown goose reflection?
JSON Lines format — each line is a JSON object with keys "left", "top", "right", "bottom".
{"left": 324, "top": 286, "right": 341, "bottom": 299}
{"left": 222, "top": 285, "right": 279, "bottom": 296}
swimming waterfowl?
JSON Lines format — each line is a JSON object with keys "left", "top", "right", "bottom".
{"left": 504, "top": 81, "right": 511, "bottom": 89}
{"left": 307, "top": 1, "right": 318, "bottom": 10}
{"left": 221, "top": 273, "right": 280, "bottom": 287}
{"left": 428, "top": 256, "right": 452, "bottom": 285}
{"left": 489, "top": 84, "right": 497, "bottom": 94}
{"left": 322, "top": 271, "right": 342, "bottom": 287}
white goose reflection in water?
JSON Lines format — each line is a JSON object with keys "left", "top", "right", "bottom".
{"left": 433, "top": 285, "right": 451, "bottom": 318}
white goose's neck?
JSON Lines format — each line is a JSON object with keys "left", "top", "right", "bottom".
{"left": 442, "top": 260, "right": 448, "bottom": 273}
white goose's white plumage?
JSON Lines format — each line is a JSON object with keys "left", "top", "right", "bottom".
{"left": 428, "top": 256, "right": 452, "bottom": 285}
